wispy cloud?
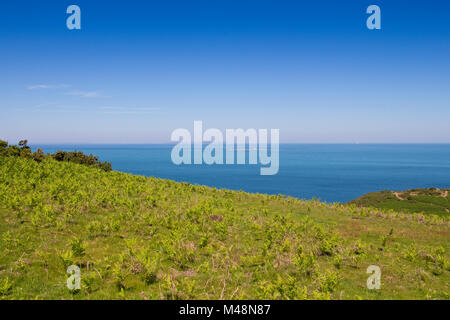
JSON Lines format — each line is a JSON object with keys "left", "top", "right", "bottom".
{"left": 27, "top": 84, "right": 71, "bottom": 90}
{"left": 15, "top": 103, "right": 82, "bottom": 113}
{"left": 66, "top": 90, "right": 108, "bottom": 98}
{"left": 27, "top": 84, "right": 109, "bottom": 99}
{"left": 100, "top": 106, "right": 160, "bottom": 114}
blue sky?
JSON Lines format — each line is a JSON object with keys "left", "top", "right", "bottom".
{"left": 1, "top": 0, "right": 449, "bottom": 143}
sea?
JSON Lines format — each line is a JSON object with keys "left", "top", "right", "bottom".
{"left": 32, "top": 144, "right": 450, "bottom": 203}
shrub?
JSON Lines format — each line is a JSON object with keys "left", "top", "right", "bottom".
{"left": 333, "top": 254, "right": 343, "bottom": 269}
{"left": 32, "top": 148, "right": 46, "bottom": 162}
{"left": 0, "top": 278, "right": 13, "bottom": 296}
{"left": 52, "top": 150, "right": 112, "bottom": 172}
{"left": 71, "top": 237, "right": 86, "bottom": 257}
{"left": 258, "top": 275, "right": 308, "bottom": 300}
{"left": 318, "top": 270, "right": 340, "bottom": 293}
{"left": 294, "top": 247, "right": 317, "bottom": 277}
{"left": 0, "top": 139, "right": 112, "bottom": 172}
{"left": 403, "top": 244, "right": 418, "bottom": 262}
{"left": 0, "top": 139, "right": 8, "bottom": 152}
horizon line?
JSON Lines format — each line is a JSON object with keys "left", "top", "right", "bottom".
{"left": 23, "top": 142, "right": 450, "bottom": 145}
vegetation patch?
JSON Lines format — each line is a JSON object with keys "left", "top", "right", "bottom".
{"left": 0, "top": 153, "right": 449, "bottom": 299}
{"left": 0, "top": 139, "right": 111, "bottom": 172}
{"left": 348, "top": 188, "right": 450, "bottom": 216}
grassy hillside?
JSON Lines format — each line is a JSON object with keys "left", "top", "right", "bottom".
{"left": 348, "top": 188, "right": 450, "bottom": 216}
{"left": 0, "top": 156, "right": 449, "bottom": 300}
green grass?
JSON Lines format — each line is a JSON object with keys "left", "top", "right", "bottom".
{"left": 348, "top": 188, "right": 450, "bottom": 216}
{"left": 0, "top": 156, "right": 449, "bottom": 300}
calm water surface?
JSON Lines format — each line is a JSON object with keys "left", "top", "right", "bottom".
{"left": 33, "top": 144, "right": 450, "bottom": 203}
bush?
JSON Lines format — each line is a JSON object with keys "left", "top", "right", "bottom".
{"left": 0, "top": 139, "right": 8, "bottom": 151}
{"left": 33, "top": 148, "right": 46, "bottom": 162}
{"left": 51, "top": 150, "right": 112, "bottom": 171}
{"left": 71, "top": 237, "right": 86, "bottom": 257}
{"left": 0, "top": 140, "right": 112, "bottom": 172}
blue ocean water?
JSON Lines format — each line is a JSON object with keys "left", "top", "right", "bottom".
{"left": 32, "top": 144, "right": 450, "bottom": 203}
